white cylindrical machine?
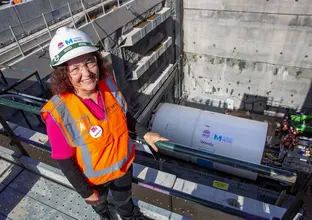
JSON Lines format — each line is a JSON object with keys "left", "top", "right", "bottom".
{"left": 150, "top": 103, "right": 268, "bottom": 180}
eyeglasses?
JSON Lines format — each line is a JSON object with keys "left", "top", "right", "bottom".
{"left": 68, "top": 56, "right": 97, "bottom": 76}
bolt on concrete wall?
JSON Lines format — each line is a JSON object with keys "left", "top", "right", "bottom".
{"left": 184, "top": 53, "right": 312, "bottom": 114}
{"left": 183, "top": 0, "right": 312, "bottom": 115}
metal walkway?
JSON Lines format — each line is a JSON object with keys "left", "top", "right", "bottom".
{"left": 0, "top": 158, "right": 80, "bottom": 220}
{"left": 0, "top": 156, "right": 186, "bottom": 220}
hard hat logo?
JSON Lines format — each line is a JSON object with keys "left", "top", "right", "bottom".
{"left": 57, "top": 42, "right": 64, "bottom": 49}
{"left": 53, "top": 55, "right": 60, "bottom": 62}
{"left": 65, "top": 38, "right": 73, "bottom": 45}
{"left": 64, "top": 37, "right": 84, "bottom": 46}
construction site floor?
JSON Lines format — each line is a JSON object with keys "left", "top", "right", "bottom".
{"left": 0, "top": 158, "right": 105, "bottom": 220}
{"left": 0, "top": 157, "right": 180, "bottom": 220}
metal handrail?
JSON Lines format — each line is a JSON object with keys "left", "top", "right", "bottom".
{"left": 0, "top": 94, "right": 45, "bottom": 106}
{"left": 0, "top": 97, "right": 304, "bottom": 219}
{"left": 0, "top": 64, "right": 35, "bottom": 73}
{"left": 0, "top": 89, "right": 298, "bottom": 185}
{"left": 0, "top": 68, "right": 48, "bottom": 129}
{"left": 0, "top": 67, "right": 47, "bottom": 98}
{"left": 135, "top": 137, "right": 297, "bottom": 185}
{"left": 6, "top": 91, "right": 48, "bottom": 103}
{"left": 0, "top": 98, "right": 42, "bottom": 115}
{"left": 1, "top": 72, "right": 43, "bottom": 94}
{"left": 0, "top": 76, "right": 299, "bottom": 186}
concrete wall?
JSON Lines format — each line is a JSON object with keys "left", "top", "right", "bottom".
{"left": 183, "top": 0, "right": 312, "bottom": 115}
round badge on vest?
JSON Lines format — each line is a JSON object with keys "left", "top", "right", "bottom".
{"left": 89, "top": 125, "right": 103, "bottom": 138}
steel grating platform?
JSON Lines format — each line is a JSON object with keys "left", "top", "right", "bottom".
{"left": 0, "top": 141, "right": 289, "bottom": 220}
{"left": 0, "top": 159, "right": 77, "bottom": 220}
{"left": 0, "top": 158, "right": 182, "bottom": 220}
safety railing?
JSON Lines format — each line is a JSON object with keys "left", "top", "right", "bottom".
{"left": 0, "top": 102, "right": 308, "bottom": 219}
{"left": 0, "top": 94, "right": 308, "bottom": 219}
{"left": 0, "top": 0, "right": 126, "bottom": 51}
{"left": 134, "top": 137, "right": 298, "bottom": 185}
{"left": 0, "top": 61, "right": 306, "bottom": 218}
{"left": 0, "top": 86, "right": 300, "bottom": 185}
{"left": 0, "top": 62, "right": 300, "bottom": 184}
{"left": 0, "top": 65, "right": 48, "bottom": 129}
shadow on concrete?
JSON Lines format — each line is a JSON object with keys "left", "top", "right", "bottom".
{"left": 184, "top": 92, "right": 308, "bottom": 117}
{"left": 301, "top": 81, "right": 312, "bottom": 114}
{"left": 238, "top": 94, "right": 268, "bottom": 115}
{"left": 240, "top": 92, "right": 312, "bottom": 116}
{"left": 184, "top": 99, "right": 226, "bottom": 114}
{"left": 238, "top": 93, "right": 298, "bottom": 116}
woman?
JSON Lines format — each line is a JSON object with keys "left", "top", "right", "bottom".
{"left": 40, "top": 27, "right": 169, "bottom": 220}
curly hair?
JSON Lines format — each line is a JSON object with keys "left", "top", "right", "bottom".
{"left": 50, "top": 52, "right": 108, "bottom": 95}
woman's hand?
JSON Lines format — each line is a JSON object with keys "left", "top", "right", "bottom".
{"left": 143, "top": 132, "right": 169, "bottom": 152}
{"left": 85, "top": 189, "right": 100, "bottom": 205}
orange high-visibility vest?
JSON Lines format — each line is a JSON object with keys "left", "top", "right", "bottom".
{"left": 41, "top": 76, "right": 135, "bottom": 186}
{"left": 13, "top": 0, "right": 22, "bottom": 4}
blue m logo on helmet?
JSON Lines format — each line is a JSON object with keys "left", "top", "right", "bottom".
{"left": 65, "top": 38, "right": 73, "bottom": 45}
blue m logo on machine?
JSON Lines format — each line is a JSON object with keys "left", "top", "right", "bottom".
{"left": 214, "top": 134, "right": 233, "bottom": 144}
{"left": 214, "top": 134, "right": 222, "bottom": 141}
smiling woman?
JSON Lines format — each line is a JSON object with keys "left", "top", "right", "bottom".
{"left": 50, "top": 53, "right": 106, "bottom": 96}
{"left": 40, "top": 27, "right": 168, "bottom": 220}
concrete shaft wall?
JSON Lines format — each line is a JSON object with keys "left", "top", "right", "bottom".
{"left": 183, "top": 0, "right": 312, "bottom": 115}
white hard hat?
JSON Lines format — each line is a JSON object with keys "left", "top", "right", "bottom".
{"left": 49, "top": 27, "right": 99, "bottom": 68}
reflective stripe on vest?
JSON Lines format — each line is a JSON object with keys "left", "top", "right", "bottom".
{"left": 49, "top": 77, "right": 128, "bottom": 147}
{"left": 82, "top": 138, "right": 133, "bottom": 178}
{"left": 104, "top": 77, "right": 128, "bottom": 114}
{"left": 50, "top": 95, "right": 86, "bottom": 146}
{"left": 48, "top": 77, "right": 132, "bottom": 178}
